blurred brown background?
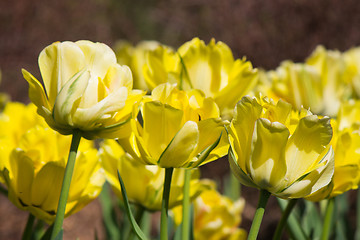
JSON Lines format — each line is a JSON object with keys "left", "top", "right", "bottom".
{"left": 1, "top": 0, "right": 360, "bottom": 239}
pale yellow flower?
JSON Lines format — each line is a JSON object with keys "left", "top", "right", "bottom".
{"left": 22, "top": 40, "right": 145, "bottom": 139}
{"left": 306, "top": 45, "right": 352, "bottom": 116}
{"left": 114, "top": 40, "right": 161, "bottom": 91}
{"left": 119, "top": 83, "right": 229, "bottom": 168}
{"left": 268, "top": 61, "right": 324, "bottom": 114}
{"left": 100, "top": 139, "right": 212, "bottom": 210}
{"left": 228, "top": 95, "right": 334, "bottom": 199}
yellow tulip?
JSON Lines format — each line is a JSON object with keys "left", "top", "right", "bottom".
{"left": 228, "top": 95, "right": 334, "bottom": 199}
{"left": 343, "top": 46, "right": 360, "bottom": 98}
{"left": 0, "top": 102, "right": 46, "bottom": 182}
{"left": 307, "top": 100, "right": 360, "bottom": 200}
{"left": 118, "top": 83, "right": 229, "bottom": 168}
{"left": 268, "top": 61, "right": 324, "bottom": 114}
{"left": 306, "top": 45, "right": 352, "bottom": 116}
{"left": 22, "top": 40, "right": 145, "bottom": 139}
{"left": 114, "top": 40, "right": 161, "bottom": 91}
{"left": 192, "top": 188, "right": 247, "bottom": 240}
{"left": 100, "top": 139, "right": 212, "bottom": 210}
{"left": 143, "top": 38, "right": 258, "bottom": 119}
{"left": 171, "top": 186, "right": 246, "bottom": 240}
{"left": 0, "top": 116, "right": 104, "bottom": 223}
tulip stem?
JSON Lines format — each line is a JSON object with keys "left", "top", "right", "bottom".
{"left": 22, "top": 213, "right": 35, "bottom": 240}
{"left": 248, "top": 189, "right": 271, "bottom": 240}
{"left": 181, "top": 169, "right": 192, "bottom": 240}
{"left": 273, "top": 199, "right": 298, "bottom": 240}
{"left": 160, "top": 167, "right": 174, "bottom": 240}
{"left": 51, "top": 130, "right": 82, "bottom": 240}
{"left": 321, "top": 198, "right": 335, "bottom": 240}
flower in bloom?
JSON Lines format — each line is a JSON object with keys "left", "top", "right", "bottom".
{"left": 266, "top": 61, "right": 324, "bottom": 114}
{"left": 0, "top": 102, "right": 105, "bottom": 223}
{"left": 22, "top": 40, "right": 145, "bottom": 139}
{"left": 143, "top": 38, "right": 258, "bottom": 119}
{"left": 118, "top": 83, "right": 229, "bottom": 168}
{"left": 307, "top": 100, "right": 360, "bottom": 200}
{"left": 100, "top": 139, "right": 212, "bottom": 210}
{"left": 227, "top": 96, "right": 334, "bottom": 198}
{"left": 192, "top": 189, "right": 247, "bottom": 240}
{"left": 171, "top": 186, "right": 246, "bottom": 240}
{"left": 0, "top": 102, "right": 46, "bottom": 182}
{"left": 114, "top": 40, "right": 161, "bottom": 91}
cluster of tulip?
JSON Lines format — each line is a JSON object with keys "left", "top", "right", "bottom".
{"left": 0, "top": 38, "right": 360, "bottom": 239}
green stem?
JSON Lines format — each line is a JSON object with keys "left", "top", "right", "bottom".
{"left": 321, "top": 198, "right": 335, "bottom": 240}
{"left": 248, "top": 189, "right": 271, "bottom": 240}
{"left": 22, "top": 213, "right": 36, "bottom": 240}
{"left": 181, "top": 169, "right": 191, "bottom": 240}
{"left": 50, "top": 130, "right": 82, "bottom": 240}
{"left": 160, "top": 167, "right": 174, "bottom": 240}
{"left": 273, "top": 199, "right": 298, "bottom": 240}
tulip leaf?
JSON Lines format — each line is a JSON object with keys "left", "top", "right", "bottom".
{"left": 117, "top": 170, "right": 148, "bottom": 240}
{"left": 98, "top": 183, "right": 121, "bottom": 240}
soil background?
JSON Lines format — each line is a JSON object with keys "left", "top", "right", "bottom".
{"left": 1, "top": 0, "right": 360, "bottom": 239}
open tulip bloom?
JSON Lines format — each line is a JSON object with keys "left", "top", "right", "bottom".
{"left": 227, "top": 95, "right": 334, "bottom": 239}
{"left": 22, "top": 40, "right": 145, "bottom": 139}
{"left": 118, "top": 82, "right": 229, "bottom": 239}
{"left": 21, "top": 40, "right": 145, "bottom": 239}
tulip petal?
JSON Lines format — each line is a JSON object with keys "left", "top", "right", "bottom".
{"left": 22, "top": 69, "right": 52, "bottom": 117}
{"left": 76, "top": 40, "right": 117, "bottom": 79}
{"left": 142, "top": 101, "right": 184, "bottom": 160}
{"left": 9, "top": 150, "right": 34, "bottom": 207}
{"left": 158, "top": 121, "right": 199, "bottom": 168}
{"left": 249, "top": 118, "right": 289, "bottom": 192}
{"left": 281, "top": 146, "right": 334, "bottom": 198}
{"left": 53, "top": 69, "right": 90, "bottom": 127}
{"left": 39, "top": 41, "right": 86, "bottom": 105}
{"left": 31, "top": 162, "right": 64, "bottom": 212}
{"left": 231, "top": 96, "right": 263, "bottom": 173}
{"left": 285, "top": 115, "right": 332, "bottom": 184}
{"left": 187, "top": 118, "right": 228, "bottom": 167}
{"left": 228, "top": 147, "right": 258, "bottom": 189}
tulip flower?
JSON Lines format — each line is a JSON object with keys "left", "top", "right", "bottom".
{"left": 118, "top": 82, "right": 228, "bottom": 239}
{"left": 119, "top": 83, "right": 229, "bottom": 169}
{"left": 228, "top": 95, "right": 334, "bottom": 240}
{"left": 100, "top": 139, "right": 212, "bottom": 211}
{"left": 0, "top": 110, "right": 104, "bottom": 223}
{"left": 307, "top": 100, "right": 360, "bottom": 201}
{"left": 306, "top": 45, "right": 352, "bottom": 117}
{"left": 143, "top": 38, "right": 258, "bottom": 119}
{"left": 114, "top": 40, "right": 161, "bottom": 91}
{"left": 22, "top": 40, "right": 145, "bottom": 139}
{"left": 0, "top": 102, "right": 46, "bottom": 182}
{"left": 172, "top": 186, "right": 247, "bottom": 240}
{"left": 228, "top": 95, "right": 334, "bottom": 199}
{"left": 267, "top": 61, "right": 324, "bottom": 114}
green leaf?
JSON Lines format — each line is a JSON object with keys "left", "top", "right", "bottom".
{"left": 277, "top": 198, "right": 308, "bottom": 240}
{"left": 302, "top": 200, "right": 322, "bottom": 240}
{"left": 117, "top": 170, "right": 148, "bottom": 240}
{"left": 98, "top": 183, "right": 121, "bottom": 240}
